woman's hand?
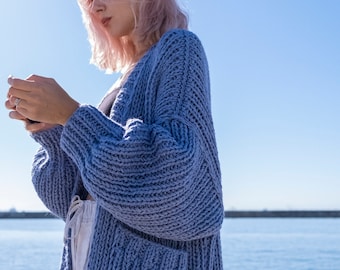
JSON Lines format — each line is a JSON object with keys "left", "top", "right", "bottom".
{"left": 4, "top": 104, "right": 58, "bottom": 133}
{"left": 6, "top": 74, "right": 80, "bottom": 128}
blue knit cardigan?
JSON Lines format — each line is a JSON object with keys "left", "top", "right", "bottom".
{"left": 31, "top": 29, "right": 224, "bottom": 270}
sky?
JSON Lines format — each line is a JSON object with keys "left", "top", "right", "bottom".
{"left": 0, "top": 0, "right": 339, "bottom": 212}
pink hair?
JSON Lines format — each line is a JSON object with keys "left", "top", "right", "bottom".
{"left": 77, "top": 0, "right": 188, "bottom": 73}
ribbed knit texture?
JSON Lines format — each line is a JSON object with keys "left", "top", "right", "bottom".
{"left": 31, "top": 29, "right": 224, "bottom": 270}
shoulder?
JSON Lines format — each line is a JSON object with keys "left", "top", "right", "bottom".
{"left": 160, "top": 28, "right": 201, "bottom": 42}
{"left": 156, "top": 29, "right": 205, "bottom": 53}
{"left": 149, "top": 29, "right": 207, "bottom": 69}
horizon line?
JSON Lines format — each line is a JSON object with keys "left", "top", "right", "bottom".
{"left": 1, "top": 210, "right": 340, "bottom": 219}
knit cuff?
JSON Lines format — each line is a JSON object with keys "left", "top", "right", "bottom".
{"left": 60, "top": 104, "right": 125, "bottom": 166}
{"left": 30, "top": 125, "right": 63, "bottom": 150}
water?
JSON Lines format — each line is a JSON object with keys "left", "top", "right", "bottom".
{"left": 1, "top": 218, "right": 340, "bottom": 269}
{"left": 222, "top": 218, "right": 340, "bottom": 270}
{"left": 0, "top": 219, "right": 64, "bottom": 270}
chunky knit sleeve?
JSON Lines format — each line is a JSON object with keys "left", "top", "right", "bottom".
{"left": 60, "top": 30, "right": 224, "bottom": 241}
{"left": 31, "top": 126, "right": 82, "bottom": 220}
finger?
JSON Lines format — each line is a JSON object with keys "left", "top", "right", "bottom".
{"left": 25, "top": 74, "right": 51, "bottom": 82}
{"left": 8, "top": 76, "right": 37, "bottom": 92}
{"left": 25, "top": 121, "right": 45, "bottom": 132}
{"left": 12, "top": 96, "right": 22, "bottom": 106}
{"left": 8, "top": 86, "right": 31, "bottom": 103}
{"left": 8, "top": 95, "right": 22, "bottom": 107}
{"left": 9, "top": 110, "right": 27, "bottom": 121}
{"left": 5, "top": 99, "right": 16, "bottom": 110}
{"left": 25, "top": 122, "right": 57, "bottom": 133}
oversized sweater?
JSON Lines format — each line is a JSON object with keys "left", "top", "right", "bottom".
{"left": 31, "top": 29, "right": 224, "bottom": 270}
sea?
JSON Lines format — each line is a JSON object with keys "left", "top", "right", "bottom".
{"left": 0, "top": 218, "right": 340, "bottom": 270}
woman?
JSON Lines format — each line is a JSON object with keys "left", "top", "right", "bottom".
{"left": 5, "top": 0, "right": 224, "bottom": 269}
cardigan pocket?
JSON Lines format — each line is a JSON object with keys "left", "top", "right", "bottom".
{"left": 108, "top": 222, "right": 188, "bottom": 270}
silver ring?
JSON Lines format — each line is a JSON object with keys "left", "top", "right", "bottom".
{"left": 14, "top": 98, "right": 21, "bottom": 107}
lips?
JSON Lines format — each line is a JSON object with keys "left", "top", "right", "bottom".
{"left": 101, "top": 17, "right": 111, "bottom": 27}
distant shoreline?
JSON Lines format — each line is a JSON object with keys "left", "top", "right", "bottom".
{"left": 225, "top": 210, "right": 340, "bottom": 218}
{"left": 1, "top": 210, "right": 340, "bottom": 219}
{"left": 0, "top": 211, "right": 57, "bottom": 219}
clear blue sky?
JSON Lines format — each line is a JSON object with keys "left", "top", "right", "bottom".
{"left": 0, "top": 1, "right": 339, "bottom": 211}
